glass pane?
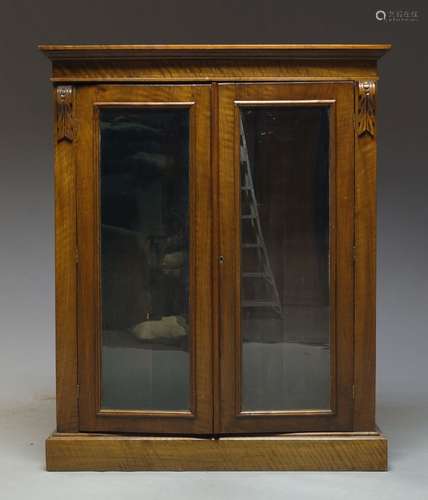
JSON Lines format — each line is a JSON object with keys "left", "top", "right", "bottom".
{"left": 240, "top": 106, "right": 330, "bottom": 411}
{"left": 100, "top": 107, "right": 190, "bottom": 411}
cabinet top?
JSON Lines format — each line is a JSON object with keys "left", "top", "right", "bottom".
{"left": 39, "top": 44, "right": 391, "bottom": 83}
{"left": 39, "top": 44, "right": 391, "bottom": 61}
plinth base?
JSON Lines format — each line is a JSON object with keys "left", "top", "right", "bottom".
{"left": 46, "top": 430, "right": 387, "bottom": 471}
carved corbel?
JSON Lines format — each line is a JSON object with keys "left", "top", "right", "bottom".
{"left": 357, "top": 81, "right": 376, "bottom": 137}
{"left": 56, "top": 86, "right": 74, "bottom": 142}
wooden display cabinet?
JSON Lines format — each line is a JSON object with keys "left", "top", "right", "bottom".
{"left": 40, "top": 44, "right": 390, "bottom": 471}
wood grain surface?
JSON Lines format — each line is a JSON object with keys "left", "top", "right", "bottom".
{"left": 353, "top": 81, "right": 377, "bottom": 431}
{"left": 46, "top": 431, "right": 387, "bottom": 471}
{"left": 54, "top": 86, "right": 79, "bottom": 432}
{"left": 39, "top": 44, "right": 391, "bottom": 60}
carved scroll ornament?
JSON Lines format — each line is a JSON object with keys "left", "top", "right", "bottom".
{"left": 56, "top": 86, "right": 74, "bottom": 142}
{"left": 357, "top": 81, "right": 376, "bottom": 137}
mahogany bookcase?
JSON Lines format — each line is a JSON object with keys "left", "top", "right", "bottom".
{"left": 40, "top": 44, "right": 390, "bottom": 471}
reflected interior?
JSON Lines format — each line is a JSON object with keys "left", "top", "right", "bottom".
{"left": 240, "top": 106, "right": 331, "bottom": 411}
{"left": 99, "top": 107, "right": 190, "bottom": 411}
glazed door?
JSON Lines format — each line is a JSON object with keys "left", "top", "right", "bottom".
{"left": 76, "top": 85, "right": 213, "bottom": 434}
{"left": 218, "top": 83, "right": 355, "bottom": 433}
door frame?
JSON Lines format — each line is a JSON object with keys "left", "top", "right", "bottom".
{"left": 217, "top": 82, "right": 355, "bottom": 434}
{"left": 75, "top": 84, "right": 213, "bottom": 434}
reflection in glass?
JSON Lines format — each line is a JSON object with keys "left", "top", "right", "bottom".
{"left": 240, "top": 106, "right": 331, "bottom": 411}
{"left": 100, "top": 107, "right": 190, "bottom": 410}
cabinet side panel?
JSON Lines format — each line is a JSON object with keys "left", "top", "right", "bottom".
{"left": 354, "top": 81, "right": 377, "bottom": 431}
{"left": 54, "top": 85, "right": 79, "bottom": 432}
